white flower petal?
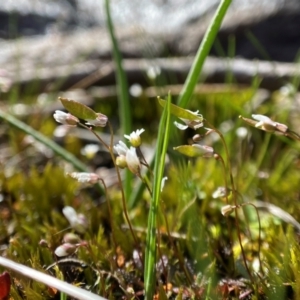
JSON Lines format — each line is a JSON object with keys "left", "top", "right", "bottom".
{"left": 114, "top": 141, "right": 129, "bottom": 156}
{"left": 126, "top": 147, "right": 140, "bottom": 174}
{"left": 161, "top": 177, "right": 168, "bottom": 192}
{"left": 124, "top": 129, "right": 145, "bottom": 147}
{"left": 174, "top": 121, "right": 188, "bottom": 130}
{"left": 62, "top": 206, "right": 78, "bottom": 228}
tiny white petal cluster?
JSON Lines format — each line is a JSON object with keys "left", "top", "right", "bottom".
{"left": 124, "top": 129, "right": 145, "bottom": 147}
{"left": 114, "top": 141, "right": 141, "bottom": 174}
{"left": 174, "top": 121, "right": 188, "bottom": 131}
{"left": 114, "top": 141, "right": 129, "bottom": 156}
{"left": 69, "top": 172, "right": 100, "bottom": 184}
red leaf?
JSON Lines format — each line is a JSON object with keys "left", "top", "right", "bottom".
{"left": 0, "top": 272, "right": 11, "bottom": 300}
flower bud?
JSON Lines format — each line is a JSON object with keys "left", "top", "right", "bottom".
{"left": 116, "top": 155, "right": 127, "bottom": 169}
{"left": 221, "top": 205, "right": 235, "bottom": 217}
{"left": 63, "top": 233, "right": 81, "bottom": 244}
{"left": 54, "top": 243, "right": 77, "bottom": 257}
{"left": 69, "top": 172, "right": 100, "bottom": 184}
{"left": 126, "top": 147, "right": 141, "bottom": 174}
{"left": 39, "top": 239, "right": 49, "bottom": 248}
{"left": 124, "top": 129, "right": 145, "bottom": 147}
{"left": 53, "top": 110, "right": 79, "bottom": 127}
{"left": 86, "top": 113, "right": 108, "bottom": 127}
{"left": 114, "top": 141, "right": 129, "bottom": 156}
{"left": 62, "top": 206, "right": 88, "bottom": 234}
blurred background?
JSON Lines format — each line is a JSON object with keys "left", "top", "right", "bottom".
{"left": 1, "top": 0, "right": 300, "bottom": 61}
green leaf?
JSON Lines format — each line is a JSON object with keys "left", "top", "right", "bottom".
{"left": 158, "top": 97, "right": 203, "bottom": 121}
{"left": 174, "top": 144, "right": 214, "bottom": 157}
{"left": 59, "top": 97, "right": 97, "bottom": 120}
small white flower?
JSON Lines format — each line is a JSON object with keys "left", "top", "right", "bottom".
{"left": 81, "top": 144, "right": 100, "bottom": 159}
{"left": 69, "top": 172, "right": 100, "bottom": 184}
{"left": 221, "top": 205, "right": 236, "bottom": 217}
{"left": 114, "top": 141, "right": 129, "bottom": 156}
{"left": 62, "top": 206, "right": 88, "bottom": 233}
{"left": 126, "top": 147, "right": 141, "bottom": 174}
{"left": 124, "top": 129, "right": 145, "bottom": 147}
{"left": 174, "top": 121, "right": 189, "bottom": 130}
{"left": 53, "top": 110, "right": 79, "bottom": 127}
{"left": 212, "top": 187, "right": 231, "bottom": 199}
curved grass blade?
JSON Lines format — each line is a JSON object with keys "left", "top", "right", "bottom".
{"left": 105, "top": 0, "right": 132, "bottom": 200}
{"left": 177, "top": 0, "right": 232, "bottom": 108}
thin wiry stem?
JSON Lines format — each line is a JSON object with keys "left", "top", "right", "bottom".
{"left": 99, "top": 178, "right": 117, "bottom": 249}
{"left": 79, "top": 122, "right": 141, "bottom": 265}
{"left": 204, "top": 119, "right": 253, "bottom": 282}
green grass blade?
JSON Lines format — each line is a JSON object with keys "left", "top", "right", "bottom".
{"left": 177, "top": 0, "right": 232, "bottom": 108}
{"left": 144, "top": 93, "right": 171, "bottom": 299}
{"left": 104, "top": 0, "right": 132, "bottom": 200}
{"left": 0, "top": 109, "right": 87, "bottom": 172}
{"left": 129, "top": 0, "right": 232, "bottom": 209}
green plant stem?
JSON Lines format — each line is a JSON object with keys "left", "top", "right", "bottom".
{"left": 177, "top": 0, "right": 232, "bottom": 108}
{"left": 82, "top": 123, "right": 140, "bottom": 255}
{"left": 144, "top": 94, "right": 171, "bottom": 299}
{"left": 100, "top": 178, "right": 117, "bottom": 249}
{"left": 128, "top": 0, "right": 232, "bottom": 209}
{"left": 104, "top": 0, "right": 132, "bottom": 201}
{"left": 205, "top": 119, "right": 253, "bottom": 281}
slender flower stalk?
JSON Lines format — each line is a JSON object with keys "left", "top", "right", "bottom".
{"left": 79, "top": 122, "right": 140, "bottom": 255}
{"left": 204, "top": 118, "right": 253, "bottom": 281}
